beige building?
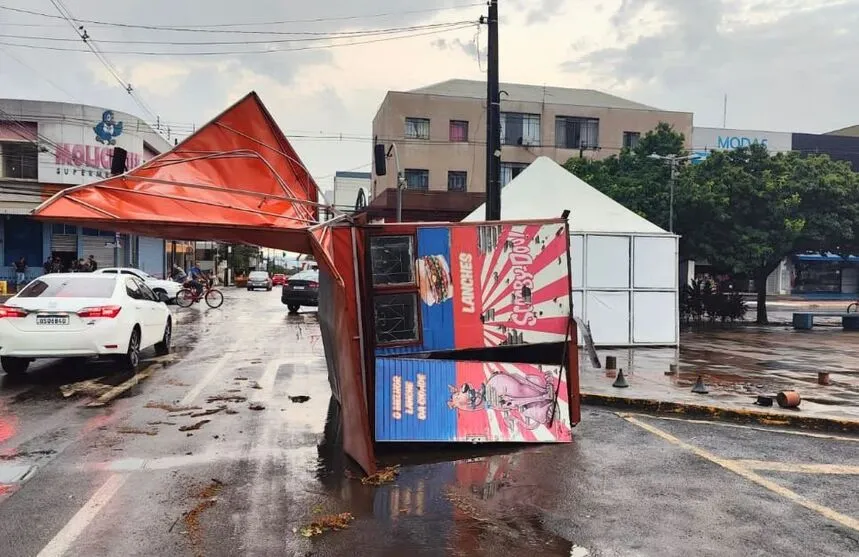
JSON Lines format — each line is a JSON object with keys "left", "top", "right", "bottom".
{"left": 371, "top": 79, "right": 693, "bottom": 198}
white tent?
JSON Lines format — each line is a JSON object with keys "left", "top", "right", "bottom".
{"left": 464, "top": 157, "right": 679, "bottom": 347}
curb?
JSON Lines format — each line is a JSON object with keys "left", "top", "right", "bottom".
{"left": 581, "top": 392, "right": 859, "bottom": 434}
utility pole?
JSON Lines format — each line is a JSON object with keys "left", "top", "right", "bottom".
{"left": 484, "top": 0, "right": 501, "bottom": 221}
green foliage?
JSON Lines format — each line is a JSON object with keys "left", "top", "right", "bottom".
{"left": 564, "top": 124, "right": 859, "bottom": 324}
{"left": 680, "top": 279, "right": 747, "bottom": 324}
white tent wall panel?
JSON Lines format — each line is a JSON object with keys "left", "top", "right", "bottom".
{"left": 633, "top": 236, "right": 677, "bottom": 289}
{"left": 585, "top": 291, "right": 630, "bottom": 345}
{"left": 632, "top": 291, "right": 678, "bottom": 343}
{"left": 571, "top": 232, "right": 679, "bottom": 347}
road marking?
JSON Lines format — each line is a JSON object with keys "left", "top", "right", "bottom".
{"left": 623, "top": 415, "right": 859, "bottom": 533}
{"left": 36, "top": 474, "right": 128, "bottom": 557}
{"left": 179, "top": 340, "right": 241, "bottom": 405}
{"left": 256, "top": 358, "right": 281, "bottom": 402}
{"left": 735, "top": 460, "right": 859, "bottom": 475}
{"left": 616, "top": 412, "right": 859, "bottom": 443}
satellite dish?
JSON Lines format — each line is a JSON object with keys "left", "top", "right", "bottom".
{"left": 354, "top": 187, "right": 367, "bottom": 211}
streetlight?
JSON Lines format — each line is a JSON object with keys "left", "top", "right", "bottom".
{"left": 648, "top": 153, "right": 697, "bottom": 234}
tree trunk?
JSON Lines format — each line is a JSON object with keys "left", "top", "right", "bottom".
{"left": 756, "top": 274, "right": 768, "bottom": 324}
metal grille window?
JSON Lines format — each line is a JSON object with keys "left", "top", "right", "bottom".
{"left": 555, "top": 116, "right": 600, "bottom": 149}
{"left": 404, "top": 169, "right": 429, "bottom": 190}
{"left": 1, "top": 141, "right": 38, "bottom": 180}
{"left": 370, "top": 236, "right": 415, "bottom": 286}
{"left": 447, "top": 171, "right": 467, "bottom": 192}
{"left": 373, "top": 292, "right": 420, "bottom": 344}
{"left": 501, "top": 113, "right": 541, "bottom": 146}
{"left": 405, "top": 117, "right": 430, "bottom": 140}
{"left": 449, "top": 120, "right": 468, "bottom": 142}
{"left": 623, "top": 131, "right": 641, "bottom": 149}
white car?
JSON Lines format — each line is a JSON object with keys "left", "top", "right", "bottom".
{"left": 95, "top": 267, "right": 183, "bottom": 302}
{"left": 0, "top": 273, "right": 173, "bottom": 375}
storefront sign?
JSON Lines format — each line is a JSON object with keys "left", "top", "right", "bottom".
{"left": 692, "top": 127, "right": 792, "bottom": 161}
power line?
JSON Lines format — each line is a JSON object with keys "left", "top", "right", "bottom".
{"left": 0, "top": 21, "right": 473, "bottom": 45}
{"left": 0, "top": 22, "right": 477, "bottom": 56}
{"left": 0, "top": 3, "right": 484, "bottom": 32}
{"left": 47, "top": 0, "right": 159, "bottom": 124}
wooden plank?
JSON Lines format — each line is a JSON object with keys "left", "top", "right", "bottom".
{"left": 85, "top": 365, "right": 157, "bottom": 408}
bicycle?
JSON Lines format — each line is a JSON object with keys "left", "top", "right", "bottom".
{"left": 175, "top": 279, "right": 224, "bottom": 309}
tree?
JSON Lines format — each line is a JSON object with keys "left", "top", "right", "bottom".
{"left": 676, "top": 145, "right": 859, "bottom": 323}
{"left": 564, "top": 122, "right": 686, "bottom": 230}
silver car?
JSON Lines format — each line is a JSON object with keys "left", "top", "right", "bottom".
{"left": 247, "top": 270, "right": 272, "bottom": 291}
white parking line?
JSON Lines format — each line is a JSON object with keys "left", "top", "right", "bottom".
{"left": 36, "top": 473, "right": 128, "bottom": 557}
{"left": 179, "top": 340, "right": 241, "bottom": 405}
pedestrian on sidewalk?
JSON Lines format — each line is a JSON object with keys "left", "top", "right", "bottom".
{"left": 13, "top": 257, "right": 27, "bottom": 289}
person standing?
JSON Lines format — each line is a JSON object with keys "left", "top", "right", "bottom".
{"left": 87, "top": 255, "right": 98, "bottom": 272}
{"left": 14, "top": 257, "right": 27, "bottom": 289}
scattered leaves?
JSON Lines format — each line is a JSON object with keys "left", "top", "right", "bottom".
{"left": 233, "top": 377, "right": 248, "bottom": 381}
{"left": 206, "top": 394, "right": 247, "bottom": 403}
{"left": 147, "top": 421, "right": 177, "bottom": 426}
{"left": 298, "top": 512, "right": 354, "bottom": 538}
{"left": 225, "top": 409, "right": 239, "bottom": 415}
{"left": 249, "top": 381, "right": 262, "bottom": 390}
{"left": 248, "top": 402, "right": 266, "bottom": 411}
{"left": 361, "top": 465, "right": 400, "bottom": 486}
{"left": 190, "top": 407, "right": 224, "bottom": 418}
{"left": 179, "top": 420, "right": 210, "bottom": 432}
{"left": 289, "top": 395, "right": 310, "bottom": 403}
{"left": 145, "top": 401, "right": 202, "bottom": 412}
{"left": 117, "top": 427, "right": 158, "bottom": 436}
{"left": 183, "top": 479, "right": 225, "bottom": 557}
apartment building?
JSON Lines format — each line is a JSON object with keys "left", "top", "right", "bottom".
{"left": 371, "top": 79, "right": 693, "bottom": 201}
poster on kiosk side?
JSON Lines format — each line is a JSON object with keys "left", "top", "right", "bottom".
{"left": 374, "top": 220, "right": 574, "bottom": 443}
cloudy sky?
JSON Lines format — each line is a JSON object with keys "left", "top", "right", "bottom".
{"left": 1, "top": 0, "right": 857, "bottom": 192}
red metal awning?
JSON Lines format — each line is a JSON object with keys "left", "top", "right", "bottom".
{"left": 33, "top": 91, "right": 321, "bottom": 253}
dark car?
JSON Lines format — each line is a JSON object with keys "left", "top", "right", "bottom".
{"left": 281, "top": 269, "right": 319, "bottom": 313}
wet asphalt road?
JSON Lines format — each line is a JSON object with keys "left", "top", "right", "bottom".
{"left": 0, "top": 289, "right": 857, "bottom": 556}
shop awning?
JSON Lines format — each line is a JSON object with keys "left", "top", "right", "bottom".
{"left": 794, "top": 252, "right": 859, "bottom": 262}
{"left": 32, "top": 92, "right": 323, "bottom": 253}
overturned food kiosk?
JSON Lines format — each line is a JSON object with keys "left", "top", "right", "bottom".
{"left": 29, "top": 91, "right": 580, "bottom": 476}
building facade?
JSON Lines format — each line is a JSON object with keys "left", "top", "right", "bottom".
{"left": 0, "top": 99, "right": 190, "bottom": 283}
{"left": 371, "top": 79, "right": 694, "bottom": 200}
{"left": 321, "top": 171, "right": 372, "bottom": 221}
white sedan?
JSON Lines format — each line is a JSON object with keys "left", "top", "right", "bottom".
{"left": 95, "top": 267, "right": 183, "bottom": 302}
{"left": 0, "top": 273, "right": 173, "bottom": 375}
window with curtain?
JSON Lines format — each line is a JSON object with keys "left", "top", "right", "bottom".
{"left": 500, "top": 162, "right": 529, "bottom": 186}
{"left": 447, "top": 171, "right": 467, "bottom": 192}
{"left": 623, "top": 131, "right": 641, "bottom": 149}
{"left": 404, "top": 117, "right": 430, "bottom": 140}
{"left": 449, "top": 120, "right": 469, "bottom": 142}
{"left": 404, "top": 169, "right": 429, "bottom": 190}
{"left": 555, "top": 116, "right": 600, "bottom": 149}
{"left": 500, "top": 113, "right": 540, "bottom": 145}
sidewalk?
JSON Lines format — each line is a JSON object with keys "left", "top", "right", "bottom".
{"left": 579, "top": 326, "right": 859, "bottom": 432}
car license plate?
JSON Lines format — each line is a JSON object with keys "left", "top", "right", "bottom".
{"left": 293, "top": 286, "right": 305, "bottom": 290}
{"left": 36, "top": 315, "right": 69, "bottom": 326}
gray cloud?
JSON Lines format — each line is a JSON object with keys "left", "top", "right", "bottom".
{"left": 562, "top": 1, "right": 859, "bottom": 133}
{"left": 526, "top": 0, "right": 567, "bottom": 24}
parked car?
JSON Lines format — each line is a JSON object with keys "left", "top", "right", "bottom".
{"left": 0, "top": 273, "right": 173, "bottom": 375}
{"left": 271, "top": 273, "right": 287, "bottom": 286}
{"left": 95, "top": 267, "right": 183, "bottom": 303}
{"left": 281, "top": 269, "right": 319, "bottom": 313}
{"left": 247, "top": 270, "right": 272, "bottom": 291}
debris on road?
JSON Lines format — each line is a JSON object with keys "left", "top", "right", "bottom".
{"left": 248, "top": 402, "right": 265, "bottom": 411}
{"left": 190, "top": 407, "right": 224, "bottom": 418}
{"left": 289, "top": 395, "right": 310, "bottom": 403}
{"left": 117, "top": 427, "right": 158, "bottom": 436}
{"left": 361, "top": 465, "right": 400, "bottom": 486}
{"left": 87, "top": 368, "right": 157, "bottom": 407}
{"left": 233, "top": 377, "right": 248, "bottom": 381}
{"left": 249, "top": 381, "right": 262, "bottom": 390}
{"left": 225, "top": 409, "right": 239, "bottom": 415}
{"left": 147, "top": 421, "right": 177, "bottom": 426}
{"left": 0, "top": 449, "right": 56, "bottom": 461}
{"left": 145, "top": 401, "right": 202, "bottom": 412}
{"left": 226, "top": 389, "right": 242, "bottom": 393}
{"left": 297, "top": 512, "right": 355, "bottom": 538}
{"left": 60, "top": 377, "right": 109, "bottom": 398}
{"left": 167, "top": 379, "right": 191, "bottom": 387}
{"left": 206, "top": 394, "right": 247, "bottom": 403}
{"left": 179, "top": 420, "right": 211, "bottom": 432}
{"left": 182, "top": 479, "right": 225, "bottom": 557}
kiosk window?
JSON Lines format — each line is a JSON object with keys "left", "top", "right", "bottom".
{"left": 370, "top": 235, "right": 415, "bottom": 286}
{"left": 373, "top": 292, "right": 419, "bottom": 344}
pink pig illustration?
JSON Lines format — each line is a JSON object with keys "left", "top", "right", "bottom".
{"left": 447, "top": 369, "right": 557, "bottom": 430}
